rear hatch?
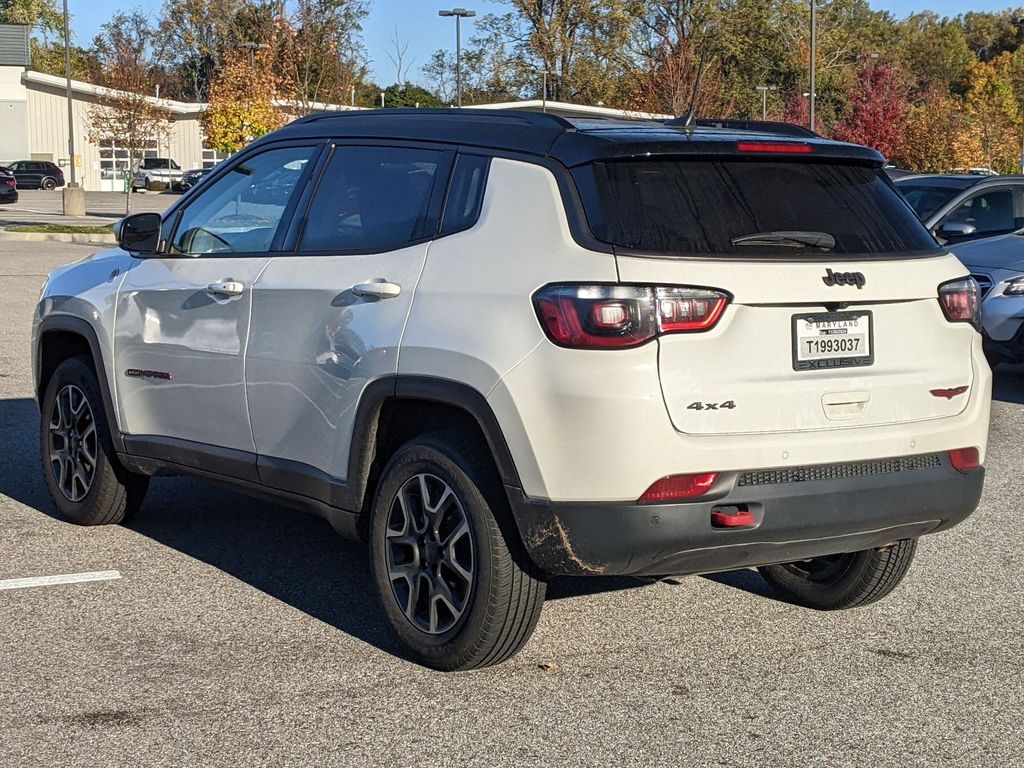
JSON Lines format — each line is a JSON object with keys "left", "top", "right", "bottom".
{"left": 572, "top": 150, "right": 976, "bottom": 436}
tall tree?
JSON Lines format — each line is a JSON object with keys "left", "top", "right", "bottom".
{"left": 200, "top": 46, "right": 283, "bottom": 153}
{"left": 832, "top": 63, "right": 911, "bottom": 160}
{"left": 0, "top": 0, "right": 61, "bottom": 34}
{"left": 87, "top": 12, "right": 173, "bottom": 214}
{"left": 158, "top": 0, "right": 245, "bottom": 101}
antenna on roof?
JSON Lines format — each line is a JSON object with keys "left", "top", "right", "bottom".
{"left": 678, "top": 52, "right": 709, "bottom": 129}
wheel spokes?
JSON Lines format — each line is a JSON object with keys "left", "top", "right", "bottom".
{"left": 47, "top": 385, "right": 96, "bottom": 503}
{"left": 384, "top": 472, "right": 474, "bottom": 635}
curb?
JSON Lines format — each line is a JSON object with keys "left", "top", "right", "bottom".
{"left": 0, "top": 230, "right": 116, "bottom": 245}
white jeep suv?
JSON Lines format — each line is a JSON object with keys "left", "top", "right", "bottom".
{"left": 32, "top": 111, "right": 990, "bottom": 670}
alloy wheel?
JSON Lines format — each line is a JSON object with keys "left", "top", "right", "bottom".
{"left": 385, "top": 473, "right": 475, "bottom": 635}
{"left": 47, "top": 384, "right": 97, "bottom": 502}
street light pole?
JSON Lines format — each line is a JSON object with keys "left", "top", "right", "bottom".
{"left": 439, "top": 8, "right": 475, "bottom": 108}
{"left": 62, "top": 0, "right": 76, "bottom": 189}
{"left": 755, "top": 85, "right": 777, "bottom": 121}
{"left": 809, "top": 0, "right": 817, "bottom": 132}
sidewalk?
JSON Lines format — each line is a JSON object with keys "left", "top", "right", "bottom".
{"left": 0, "top": 189, "right": 174, "bottom": 228}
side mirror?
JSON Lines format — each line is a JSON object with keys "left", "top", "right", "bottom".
{"left": 936, "top": 222, "right": 977, "bottom": 239}
{"left": 116, "top": 212, "right": 162, "bottom": 254}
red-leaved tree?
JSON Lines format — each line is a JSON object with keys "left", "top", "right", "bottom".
{"left": 832, "top": 64, "right": 912, "bottom": 159}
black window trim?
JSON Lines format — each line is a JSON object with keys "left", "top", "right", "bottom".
{"left": 154, "top": 139, "right": 328, "bottom": 260}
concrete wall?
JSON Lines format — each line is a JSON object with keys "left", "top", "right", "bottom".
{"left": 0, "top": 66, "right": 30, "bottom": 162}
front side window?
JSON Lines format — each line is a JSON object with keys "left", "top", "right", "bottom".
{"left": 574, "top": 158, "right": 939, "bottom": 257}
{"left": 171, "top": 145, "right": 315, "bottom": 255}
{"left": 943, "top": 188, "right": 1015, "bottom": 235}
{"left": 298, "top": 146, "right": 444, "bottom": 253}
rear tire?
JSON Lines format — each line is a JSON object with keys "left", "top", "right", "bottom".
{"left": 757, "top": 539, "right": 917, "bottom": 610}
{"left": 369, "top": 433, "right": 546, "bottom": 671}
{"left": 40, "top": 177, "right": 56, "bottom": 191}
{"left": 40, "top": 357, "right": 148, "bottom": 525}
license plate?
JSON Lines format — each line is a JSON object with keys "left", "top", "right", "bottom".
{"left": 792, "top": 311, "right": 873, "bottom": 371}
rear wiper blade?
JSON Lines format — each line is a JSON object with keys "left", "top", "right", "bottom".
{"left": 731, "top": 230, "right": 836, "bottom": 249}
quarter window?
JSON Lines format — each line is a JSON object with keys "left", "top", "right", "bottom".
{"left": 441, "top": 154, "right": 489, "bottom": 235}
{"left": 298, "top": 146, "right": 444, "bottom": 253}
{"left": 170, "top": 146, "right": 315, "bottom": 255}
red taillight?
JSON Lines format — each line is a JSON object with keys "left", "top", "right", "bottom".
{"left": 949, "top": 447, "right": 980, "bottom": 473}
{"left": 639, "top": 473, "right": 719, "bottom": 503}
{"left": 4, "top": 179, "right": 14, "bottom": 188}
{"left": 534, "top": 285, "right": 729, "bottom": 350}
{"left": 737, "top": 141, "right": 813, "bottom": 154}
{"left": 938, "top": 278, "right": 980, "bottom": 329}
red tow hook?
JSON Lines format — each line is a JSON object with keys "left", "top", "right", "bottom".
{"left": 710, "top": 505, "right": 757, "bottom": 528}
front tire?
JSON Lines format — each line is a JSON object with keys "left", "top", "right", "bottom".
{"left": 40, "top": 357, "right": 148, "bottom": 525}
{"left": 757, "top": 539, "right": 917, "bottom": 610}
{"left": 369, "top": 433, "right": 546, "bottom": 671}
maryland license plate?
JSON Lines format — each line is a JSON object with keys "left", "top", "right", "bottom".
{"left": 792, "top": 311, "right": 874, "bottom": 371}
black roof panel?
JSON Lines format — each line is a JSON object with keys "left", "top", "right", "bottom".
{"left": 265, "top": 108, "right": 885, "bottom": 167}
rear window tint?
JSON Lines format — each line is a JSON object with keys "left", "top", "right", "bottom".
{"left": 573, "top": 159, "right": 939, "bottom": 257}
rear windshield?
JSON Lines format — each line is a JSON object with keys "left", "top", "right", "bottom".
{"left": 572, "top": 159, "right": 939, "bottom": 256}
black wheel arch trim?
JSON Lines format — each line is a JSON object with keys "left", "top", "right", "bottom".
{"left": 36, "top": 314, "right": 124, "bottom": 453}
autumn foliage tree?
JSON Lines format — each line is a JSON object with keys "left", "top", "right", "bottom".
{"left": 200, "top": 47, "right": 284, "bottom": 154}
{"left": 87, "top": 12, "right": 173, "bottom": 214}
{"left": 832, "top": 64, "right": 911, "bottom": 160}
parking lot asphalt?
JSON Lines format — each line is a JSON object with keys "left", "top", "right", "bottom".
{"left": 0, "top": 189, "right": 174, "bottom": 227}
{"left": 1, "top": 240, "right": 1022, "bottom": 767}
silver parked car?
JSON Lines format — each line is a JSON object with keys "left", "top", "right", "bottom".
{"left": 895, "top": 174, "right": 1024, "bottom": 243}
{"left": 949, "top": 232, "right": 1024, "bottom": 364}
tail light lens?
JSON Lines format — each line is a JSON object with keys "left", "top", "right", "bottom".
{"left": 938, "top": 278, "right": 980, "bottom": 329}
{"left": 534, "top": 284, "right": 729, "bottom": 349}
{"left": 948, "top": 447, "right": 980, "bottom": 473}
{"left": 639, "top": 472, "right": 719, "bottom": 502}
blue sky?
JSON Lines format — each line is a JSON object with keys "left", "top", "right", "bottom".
{"left": 68, "top": 0, "right": 1020, "bottom": 86}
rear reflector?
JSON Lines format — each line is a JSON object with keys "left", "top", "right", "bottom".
{"left": 639, "top": 472, "right": 718, "bottom": 502}
{"left": 737, "top": 141, "right": 813, "bottom": 154}
{"left": 948, "top": 447, "right": 980, "bottom": 473}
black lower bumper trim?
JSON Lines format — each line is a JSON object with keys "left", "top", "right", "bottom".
{"left": 508, "top": 460, "right": 983, "bottom": 577}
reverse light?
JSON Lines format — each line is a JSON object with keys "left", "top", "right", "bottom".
{"left": 937, "top": 277, "right": 980, "bottom": 329}
{"left": 639, "top": 473, "right": 719, "bottom": 503}
{"left": 533, "top": 284, "right": 730, "bottom": 350}
{"left": 737, "top": 141, "right": 813, "bottom": 154}
{"left": 948, "top": 447, "right": 980, "bottom": 473}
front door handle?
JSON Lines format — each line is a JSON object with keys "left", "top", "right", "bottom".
{"left": 351, "top": 280, "right": 402, "bottom": 300}
{"left": 205, "top": 280, "right": 245, "bottom": 298}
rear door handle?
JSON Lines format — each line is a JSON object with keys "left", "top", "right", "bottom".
{"left": 206, "top": 280, "right": 245, "bottom": 298}
{"left": 351, "top": 280, "right": 402, "bottom": 299}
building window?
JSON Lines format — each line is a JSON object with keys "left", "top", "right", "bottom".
{"left": 202, "top": 148, "right": 230, "bottom": 169}
{"left": 98, "top": 140, "right": 158, "bottom": 178}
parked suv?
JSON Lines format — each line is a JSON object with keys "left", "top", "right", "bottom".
{"left": 132, "top": 157, "right": 184, "bottom": 191}
{"left": 33, "top": 111, "right": 990, "bottom": 670}
{"left": 6, "top": 160, "right": 64, "bottom": 190}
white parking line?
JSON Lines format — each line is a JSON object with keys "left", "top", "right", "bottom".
{"left": 0, "top": 570, "right": 121, "bottom": 591}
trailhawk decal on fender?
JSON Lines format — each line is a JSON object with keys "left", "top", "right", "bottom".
{"left": 125, "top": 369, "right": 174, "bottom": 381}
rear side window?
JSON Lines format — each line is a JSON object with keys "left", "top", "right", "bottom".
{"left": 299, "top": 146, "right": 444, "bottom": 253}
{"left": 573, "top": 159, "right": 939, "bottom": 256}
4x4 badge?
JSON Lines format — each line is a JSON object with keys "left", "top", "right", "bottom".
{"left": 822, "top": 268, "right": 866, "bottom": 289}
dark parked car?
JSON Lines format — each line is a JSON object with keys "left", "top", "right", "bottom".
{"left": 5, "top": 160, "right": 65, "bottom": 190}
{"left": 0, "top": 166, "right": 18, "bottom": 203}
{"left": 178, "top": 167, "right": 211, "bottom": 191}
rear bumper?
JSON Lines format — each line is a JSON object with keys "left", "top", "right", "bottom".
{"left": 509, "top": 456, "right": 983, "bottom": 577}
